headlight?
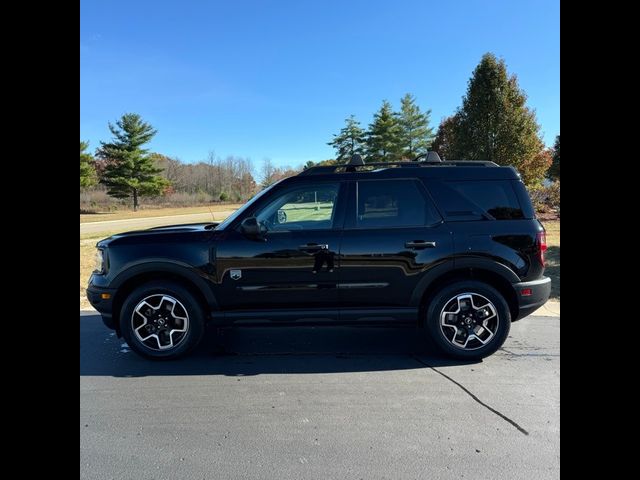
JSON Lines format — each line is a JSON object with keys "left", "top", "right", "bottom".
{"left": 94, "top": 248, "right": 104, "bottom": 273}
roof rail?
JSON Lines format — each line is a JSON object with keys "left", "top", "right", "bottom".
{"left": 298, "top": 155, "right": 498, "bottom": 176}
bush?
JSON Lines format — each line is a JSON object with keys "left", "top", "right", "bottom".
{"left": 528, "top": 181, "right": 560, "bottom": 216}
{"left": 80, "top": 187, "right": 220, "bottom": 212}
{"left": 143, "top": 191, "right": 214, "bottom": 207}
{"left": 546, "top": 181, "right": 560, "bottom": 211}
{"left": 219, "top": 192, "right": 229, "bottom": 201}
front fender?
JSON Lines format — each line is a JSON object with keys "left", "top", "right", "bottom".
{"left": 110, "top": 259, "right": 218, "bottom": 309}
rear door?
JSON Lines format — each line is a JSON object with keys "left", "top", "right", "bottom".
{"left": 338, "top": 178, "right": 454, "bottom": 315}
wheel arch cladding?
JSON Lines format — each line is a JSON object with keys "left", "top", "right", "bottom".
{"left": 111, "top": 265, "right": 216, "bottom": 330}
{"left": 416, "top": 267, "right": 519, "bottom": 326}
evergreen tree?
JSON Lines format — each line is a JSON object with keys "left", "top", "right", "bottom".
{"left": 366, "top": 100, "right": 403, "bottom": 162}
{"left": 80, "top": 140, "right": 97, "bottom": 188}
{"left": 397, "top": 93, "right": 434, "bottom": 159}
{"left": 97, "top": 113, "right": 169, "bottom": 210}
{"left": 327, "top": 115, "right": 366, "bottom": 160}
{"left": 548, "top": 134, "right": 560, "bottom": 180}
{"left": 451, "top": 53, "right": 550, "bottom": 185}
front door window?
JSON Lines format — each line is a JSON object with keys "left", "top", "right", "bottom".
{"left": 255, "top": 184, "right": 339, "bottom": 232}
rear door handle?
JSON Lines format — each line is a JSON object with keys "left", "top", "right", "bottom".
{"left": 298, "top": 243, "right": 329, "bottom": 252}
{"left": 405, "top": 240, "right": 436, "bottom": 249}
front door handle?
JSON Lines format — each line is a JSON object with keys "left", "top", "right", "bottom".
{"left": 298, "top": 243, "right": 329, "bottom": 252}
{"left": 405, "top": 240, "right": 436, "bottom": 249}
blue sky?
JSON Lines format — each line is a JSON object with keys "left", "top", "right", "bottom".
{"left": 80, "top": 0, "right": 559, "bottom": 168}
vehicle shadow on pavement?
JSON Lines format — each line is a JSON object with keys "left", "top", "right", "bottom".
{"left": 81, "top": 313, "right": 479, "bottom": 377}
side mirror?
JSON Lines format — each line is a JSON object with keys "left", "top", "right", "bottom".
{"left": 240, "top": 217, "right": 266, "bottom": 240}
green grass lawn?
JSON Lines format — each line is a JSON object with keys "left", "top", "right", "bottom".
{"left": 281, "top": 203, "right": 334, "bottom": 222}
{"left": 80, "top": 204, "right": 242, "bottom": 223}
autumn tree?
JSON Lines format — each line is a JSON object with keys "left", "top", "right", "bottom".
{"left": 431, "top": 115, "right": 462, "bottom": 160}
{"left": 548, "top": 134, "right": 560, "bottom": 180}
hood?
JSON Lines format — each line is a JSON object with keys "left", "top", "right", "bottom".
{"left": 148, "top": 222, "right": 219, "bottom": 231}
{"left": 96, "top": 222, "right": 219, "bottom": 248}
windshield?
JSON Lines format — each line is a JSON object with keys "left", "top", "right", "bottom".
{"left": 214, "top": 182, "right": 280, "bottom": 231}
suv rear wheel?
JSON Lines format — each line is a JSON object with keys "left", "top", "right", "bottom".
{"left": 425, "top": 281, "right": 511, "bottom": 360}
{"left": 119, "top": 281, "right": 206, "bottom": 360}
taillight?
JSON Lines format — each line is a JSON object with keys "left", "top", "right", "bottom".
{"left": 537, "top": 231, "right": 547, "bottom": 267}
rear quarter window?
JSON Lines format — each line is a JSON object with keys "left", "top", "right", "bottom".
{"left": 426, "top": 180, "right": 525, "bottom": 221}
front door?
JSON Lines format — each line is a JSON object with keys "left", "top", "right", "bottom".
{"left": 215, "top": 181, "right": 346, "bottom": 315}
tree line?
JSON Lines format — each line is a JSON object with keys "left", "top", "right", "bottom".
{"left": 81, "top": 52, "right": 559, "bottom": 211}
{"left": 80, "top": 114, "right": 259, "bottom": 210}
{"left": 325, "top": 93, "right": 434, "bottom": 164}
{"left": 152, "top": 152, "right": 255, "bottom": 202}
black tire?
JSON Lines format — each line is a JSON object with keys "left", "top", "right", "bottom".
{"left": 119, "top": 281, "right": 206, "bottom": 360}
{"left": 424, "top": 281, "right": 511, "bottom": 360}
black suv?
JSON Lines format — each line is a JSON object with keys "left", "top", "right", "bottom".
{"left": 87, "top": 155, "right": 551, "bottom": 360}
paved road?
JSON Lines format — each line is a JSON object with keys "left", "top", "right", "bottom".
{"left": 80, "top": 313, "right": 559, "bottom": 479}
{"left": 80, "top": 211, "right": 236, "bottom": 236}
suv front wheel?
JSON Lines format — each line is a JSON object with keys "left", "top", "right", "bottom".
{"left": 425, "top": 281, "right": 511, "bottom": 360}
{"left": 119, "top": 281, "right": 206, "bottom": 360}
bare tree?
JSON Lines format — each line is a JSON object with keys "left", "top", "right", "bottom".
{"left": 260, "top": 158, "right": 277, "bottom": 188}
{"left": 260, "top": 158, "right": 302, "bottom": 188}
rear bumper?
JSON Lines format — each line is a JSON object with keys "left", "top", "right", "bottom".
{"left": 512, "top": 277, "right": 552, "bottom": 321}
{"left": 86, "top": 284, "right": 118, "bottom": 331}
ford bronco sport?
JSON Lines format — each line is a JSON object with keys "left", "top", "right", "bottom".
{"left": 87, "top": 153, "right": 551, "bottom": 360}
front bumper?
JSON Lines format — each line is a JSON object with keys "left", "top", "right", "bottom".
{"left": 512, "top": 276, "right": 552, "bottom": 321}
{"left": 86, "top": 283, "right": 118, "bottom": 331}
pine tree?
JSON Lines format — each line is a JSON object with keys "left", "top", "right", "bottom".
{"left": 80, "top": 140, "right": 97, "bottom": 188}
{"left": 97, "top": 113, "right": 169, "bottom": 210}
{"left": 327, "top": 115, "right": 366, "bottom": 160}
{"left": 548, "top": 134, "right": 560, "bottom": 180}
{"left": 451, "top": 53, "right": 550, "bottom": 185}
{"left": 397, "top": 93, "right": 434, "bottom": 159}
{"left": 366, "top": 100, "right": 403, "bottom": 162}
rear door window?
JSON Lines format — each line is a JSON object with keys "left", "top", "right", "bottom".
{"left": 354, "top": 179, "right": 441, "bottom": 228}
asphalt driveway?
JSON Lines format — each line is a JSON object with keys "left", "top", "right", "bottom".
{"left": 80, "top": 313, "right": 559, "bottom": 480}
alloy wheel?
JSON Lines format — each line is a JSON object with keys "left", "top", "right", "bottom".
{"left": 131, "top": 294, "right": 189, "bottom": 351}
{"left": 439, "top": 293, "right": 499, "bottom": 350}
